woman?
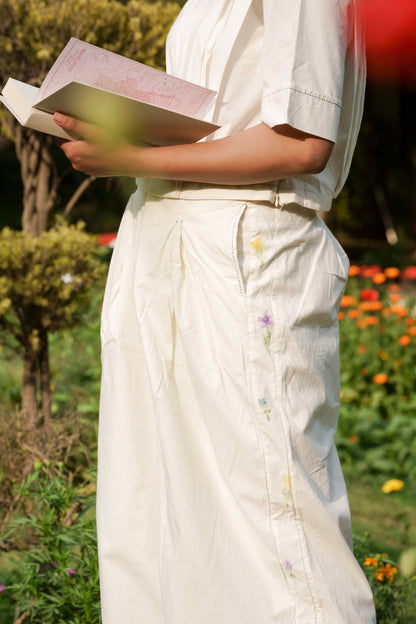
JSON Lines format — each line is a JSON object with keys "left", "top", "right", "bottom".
{"left": 56, "top": 1, "right": 376, "bottom": 622}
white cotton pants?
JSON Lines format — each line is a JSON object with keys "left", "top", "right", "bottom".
{"left": 97, "top": 186, "right": 376, "bottom": 624}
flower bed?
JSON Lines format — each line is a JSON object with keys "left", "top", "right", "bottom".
{"left": 336, "top": 265, "right": 416, "bottom": 485}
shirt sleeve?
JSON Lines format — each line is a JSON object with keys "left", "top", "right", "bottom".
{"left": 261, "top": 0, "right": 351, "bottom": 142}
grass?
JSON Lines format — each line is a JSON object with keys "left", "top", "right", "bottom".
{"left": 346, "top": 474, "right": 416, "bottom": 559}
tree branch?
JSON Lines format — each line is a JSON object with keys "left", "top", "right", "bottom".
{"left": 63, "top": 175, "right": 96, "bottom": 217}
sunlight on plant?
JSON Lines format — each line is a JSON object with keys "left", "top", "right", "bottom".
{"left": 337, "top": 265, "right": 416, "bottom": 485}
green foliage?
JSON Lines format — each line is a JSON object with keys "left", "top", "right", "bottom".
{"left": 353, "top": 534, "right": 416, "bottom": 624}
{"left": 1, "top": 464, "right": 100, "bottom": 624}
{"left": 0, "top": 0, "right": 181, "bottom": 87}
{"left": 0, "top": 220, "right": 104, "bottom": 351}
{"left": 336, "top": 271, "right": 416, "bottom": 484}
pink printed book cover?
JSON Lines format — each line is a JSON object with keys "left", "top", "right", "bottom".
{"left": 1, "top": 38, "right": 219, "bottom": 145}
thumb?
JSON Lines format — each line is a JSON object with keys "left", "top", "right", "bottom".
{"left": 54, "top": 112, "right": 101, "bottom": 142}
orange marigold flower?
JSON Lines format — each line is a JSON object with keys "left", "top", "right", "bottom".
{"left": 349, "top": 435, "right": 360, "bottom": 444}
{"left": 408, "top": 326, "right": 416, "bottom": 336}
{"left": 364, "top": 557, "right": 378, "bottom": 567}
{"left": 387, "top": 283, "right": 400, "bottom": 293}
{"left": 390, "top": 305, "right": 409, "bottom": 317}
{"left": 349, "top": 265, "right": 360, "bottom": 276}
{"left": 389, "top": 293, "right": 402, "bottom": 303}
{"left": 399, "top": 335, "right": 411, "bottom": 346}
{"left": 373, "top": 373, "right": 388, "bottom": 385}
{"left": 375, "top": 564, "right": 398, "bottom": 583}
{"left": 406, "top": 317, "right": 416, "bottom": 326}
{"left": 338, "top": 311, "right": 345, "bottom": 320}
{"left": 340, "top": 295, "right": 357, "bottom": 308}
{"left": 357, "top": 318, "right": 368, "bottom": 329}
{"left": 348, "top": 309, "right": 361, "bottom": 319}
{"left": 357, "top": 344, "right": 367, "bottom": 354}
{"left": 373, "top": 272, "right": 386, "bottom": 284}
{"left": 366, "top": 315, "right": 379, "bottom": 326}
{"left": 359, "top": 300, "right": 383, "bottom": 312}
{"left": 384, "top": 267, "right": 400, "bottom": 279}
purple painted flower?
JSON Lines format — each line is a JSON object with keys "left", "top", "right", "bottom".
{"left": 258, "top": 313, "right": 274, "bottom": 329}
{"left": 284, "top": 560, "right": 293, "bottom": 571}
{"left": 0, "top": 585, "right": 6, "bottom": 593}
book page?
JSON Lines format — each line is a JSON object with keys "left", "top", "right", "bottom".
{"left": 37, "top": 38, "right": 216, "bottom": 118}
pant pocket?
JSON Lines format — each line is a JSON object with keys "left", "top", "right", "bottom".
{"left": 230, "top": 203, "right": 248, "bottom": 296}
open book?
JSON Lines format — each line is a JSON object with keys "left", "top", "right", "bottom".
{"left": 0, "top": 37, "right": 219, "bottom": 145}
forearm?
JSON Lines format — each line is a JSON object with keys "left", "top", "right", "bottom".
{"left": 55, "top": 114, "right": 333, "bottom": 183}
{"left": 123, "top": 123, "right": 332, "bottom": 184}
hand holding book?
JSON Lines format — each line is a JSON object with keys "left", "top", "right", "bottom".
{"left": 54, "top": 112, "right": 144, "bottom": 177}
{"left": 1, "top": 37, "right": 219, "bottom": 145}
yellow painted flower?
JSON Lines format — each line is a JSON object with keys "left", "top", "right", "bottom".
{"left": 250, "top": 236, "right": 264, "bottom": 254}
{"left": 381, "top": 479, "right": 404, "bottom": 494}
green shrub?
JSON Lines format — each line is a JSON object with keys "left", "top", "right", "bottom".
{"left": 0, "top": 464, "right": 100, "bottom": 624}
{"left": 354, "top": 534, "right": 416, "bottom": 624}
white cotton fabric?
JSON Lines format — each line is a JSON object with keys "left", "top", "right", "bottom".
{"left": 97, "top": 190, "right": 376, "bottom": 623}
{"left": 97, "top": 1, "right": 376, "bottom": 623}
{"left": 145, "top": 0, "right": 366, "bottom": 213}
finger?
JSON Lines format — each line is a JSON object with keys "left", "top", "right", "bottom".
{"left": 54, "top": 112, "right": 101, "bottom": 142}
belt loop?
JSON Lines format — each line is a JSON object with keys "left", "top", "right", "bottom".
{"left": 273, "top": 181, "right": 282, "bottom": 209}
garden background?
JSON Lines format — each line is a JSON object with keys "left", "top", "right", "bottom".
{"left": 0, "top": 1, "right": 415, "bottom": 622}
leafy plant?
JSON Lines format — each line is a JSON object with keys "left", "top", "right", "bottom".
{"left": 337, "top": 266, "right": 416, "bottom": 484}
{"left": 354, "top": 534, "right": 416, "bottom": 624}
{"left": 0, "top": 220, "right": 104, "bottom": 423}
{"left": 0, "top": 463, "right": 100, "bottom": 624}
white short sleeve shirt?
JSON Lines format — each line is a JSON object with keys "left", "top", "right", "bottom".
{"left": 160, "top": 0, "right": 366, "bottom": 212}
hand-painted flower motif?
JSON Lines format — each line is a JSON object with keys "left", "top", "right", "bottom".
{"left": 258, "top": 397, "right": 271, "bottom": 421}
{"left": 258, "top": 313, "right": 273, "bottom": 353}
{"left": 281, "top": 474, "right": 292, "bottom": 507}
{"left": 284, "top": 560, "right": 295, "bottom": 579}
{"left": 250, "top": 235, "right": 264, "bottom": 266}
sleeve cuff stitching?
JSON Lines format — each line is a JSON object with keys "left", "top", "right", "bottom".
{"left": 265, "top": 85, "right": 342, "bottom": 108}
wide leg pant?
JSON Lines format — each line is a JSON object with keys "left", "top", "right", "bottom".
{"left": 97, "top": 187, "right": 376, "bottom": 623}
